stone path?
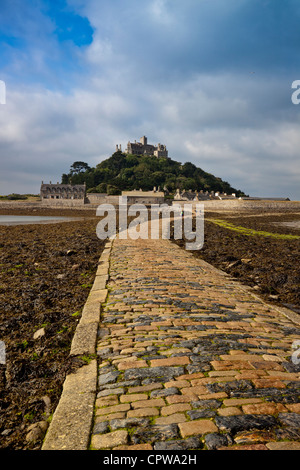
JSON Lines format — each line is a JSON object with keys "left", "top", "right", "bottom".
{"left": 42, "top": 232, "right": 300, "bottom": 451}
{"left": 90, "top": 236, "right": 300, "bottom": 451}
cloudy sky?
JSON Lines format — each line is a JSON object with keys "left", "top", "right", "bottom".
{"left": 0, "top": 0, "right": 300, "bottom": 199}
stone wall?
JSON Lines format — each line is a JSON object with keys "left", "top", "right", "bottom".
{"left": 0, "top": 201, "right": 92, "bottom": 211}
{"left": 2, "top": 198, "right": 300, "bottom": 213}
{"left": 86, "top": 194, "right": 119, "bottom": 206}
{"left": 41, "top": 198, "right": 85, "bottom": 207}
{"left": 172, "top": 199, "right": 300, "bottom": 212}
{"left": 85, "top": 193, "right": 107, "bottom": 205}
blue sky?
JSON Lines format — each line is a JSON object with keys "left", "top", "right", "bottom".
{"left": 0, "top": 0, "right": 300, "bottom": 199}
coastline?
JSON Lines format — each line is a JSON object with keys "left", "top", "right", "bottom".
{"left": 0, "top": 200, "right": 299, "bottom": 449}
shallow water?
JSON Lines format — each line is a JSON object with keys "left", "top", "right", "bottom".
{"left": 0, "top": 215, "right": 79, "bottom": 225}
{"left": 273, "top": 221, "right": 300, "bottom": 230}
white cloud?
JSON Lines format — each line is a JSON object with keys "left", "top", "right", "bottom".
{"left": 85, "top": 37, "right": 113, "bottom": 65}
{"left": 1, "top": 61, "right": 299, "bottom": 199}
{"left": 148, "top": 0, "right": 175, "bottom": 26}
{"left": 0, "top": 0, "right": 300, "bottom": 201}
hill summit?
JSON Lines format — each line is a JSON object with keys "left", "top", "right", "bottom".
{"left": 62, "top": 150, "right": 245, "bottom": 197}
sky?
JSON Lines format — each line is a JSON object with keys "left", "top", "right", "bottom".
{"left": 0, "top": 0, "right": 300, "bottom": 200}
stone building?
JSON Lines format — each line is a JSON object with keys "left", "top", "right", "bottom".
{"left": 40, "top": 182, "right": 86, "bottom": 205}
{"left": 174, "top": 189, "right": 238, "bottom": 201}
{"left": 39, "top": 183, "right": 165, "bottom": 207}
{"left": 122, "top": 189, "right": 165, "bottom": 204}
{"left": 174, "top": 189, "right": 211, "bottom": 201}
{"left": 124, "top": 136, "right": 168, "bottom": 158}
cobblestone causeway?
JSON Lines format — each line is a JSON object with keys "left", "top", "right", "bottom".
{"left": 91, "top": 236, "right": 300, "bottom": 450}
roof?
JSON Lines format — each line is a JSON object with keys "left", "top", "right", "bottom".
{"left": 122, "top": 190, "right": 165, "bottom": 197}
{"left": 41, "top": 184, "right": 86, "bottom": 190}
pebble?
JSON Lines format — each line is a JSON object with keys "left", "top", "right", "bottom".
{"left": 26, "top": 421, "right": 48, "bottom": 443}
{"left": 33, "top": 328, "right": 45, "bottom": 340}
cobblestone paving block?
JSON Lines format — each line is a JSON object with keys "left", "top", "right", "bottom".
{"left": 205, "top": 433, "right": 233, "bottom": 450}
{"left": 154, "top": 436, "right": 202, "bottom": 450}
{"left": 219, "top": 444, "right": 268, "bottom": 450}
{"left": 179, "top": 420, "right": 218, "bottom": 437}
{"left": 266, "top": 441, "right": 300, "bottom": 450}
{"left": 91, "top": 430, "right": 128, "bottom": 449}
{"left": 218, "top": 407, "right": 243, "bottom": 416}
{"left": 89, "top": 235, "right": 300, "bottom": 451}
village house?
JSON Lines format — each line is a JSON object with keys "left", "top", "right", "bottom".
{"left": 121, "top": 188, "right": 165, "bottom": 205}
{"left": 174, "top": 189, "right": 238, "bottom": 201}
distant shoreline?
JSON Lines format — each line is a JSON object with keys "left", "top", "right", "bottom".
{"left": 1, "top": 198, "right": 300, "bottom": 216}
{"left": 0, "top": 215, "right": 87, "bottom": 226}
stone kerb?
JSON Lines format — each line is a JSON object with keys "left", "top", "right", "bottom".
{"left": 70, "top": 243, "right": 111, "bottom": 356}
{"left": 42, "top": 359, "right": 97, "bottom": 450}
{"left": 42, "top": 239, "right": 112, "bottom": 450}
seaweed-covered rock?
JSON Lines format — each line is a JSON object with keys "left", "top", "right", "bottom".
{"left": 154, "top": 437, "right": 202, "bottom": 450}
{"left": 132, "top": 424, "right": 179, "bottom": 444}
{"left": 215, "top": 414, "right": 278, "bottom": 434}
{"left": 205, "top": 433, "right": 232, "bottom": 450}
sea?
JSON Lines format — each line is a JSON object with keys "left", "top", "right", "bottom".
{"left": 0, "top": 215, "right": 79, "bottom": 225}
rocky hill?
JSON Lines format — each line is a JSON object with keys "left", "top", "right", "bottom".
{"left": 62, "top": 151, "right": 246, "bottom": 196}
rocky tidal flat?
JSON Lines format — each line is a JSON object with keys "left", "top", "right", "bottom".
{"left": 0, "top": 208, "right": 104, "bottom": 449}
{"left": 173, "top": 210, "right": 300, "bottom": 313}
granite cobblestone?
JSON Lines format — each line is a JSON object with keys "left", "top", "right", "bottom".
{"left": 90, "top": 236, "right": 300, "bottom": 450}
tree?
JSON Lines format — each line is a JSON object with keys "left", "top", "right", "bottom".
{"left": 70, "top": 161, "right": 90, "bottom": 175}
{"left": 176, "top": 177, "right": 190, "bottom": 190}
{"left": 182, "top": 162, "right": 197, "bottom": 178}
{"left": 120, "top": 168, "right": 134, "bottom": 180}
{"left": 61, "top": 173, "right": 69, "bottom": 184}
{"left": 62, "top": 154, "right": 246, "bottom": 196}
{"left": 151, "top": 171, "right": 165, "bottom": 186}
{"left": 125, "top": 154, "right": 140, "bottom": 167}
{"left": 107, "top": 184, "right": 121, "bottom": 195}
{"left": 96, "top": 183, "right": 107, "bottom": 193}
{"left": 98, "top": 152, "right": 126, "bottom": 172}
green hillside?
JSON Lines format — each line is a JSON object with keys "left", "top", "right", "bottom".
{"left": 61, "top": 151, "right": 246, "bottom": 197}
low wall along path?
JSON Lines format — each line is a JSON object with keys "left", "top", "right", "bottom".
{"left": 43, "top": 227, "right": 300, "bottom": 451}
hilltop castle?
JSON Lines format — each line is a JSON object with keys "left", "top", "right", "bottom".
{"left": 116, "top": 136, "right": 168, "bottom": 158}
